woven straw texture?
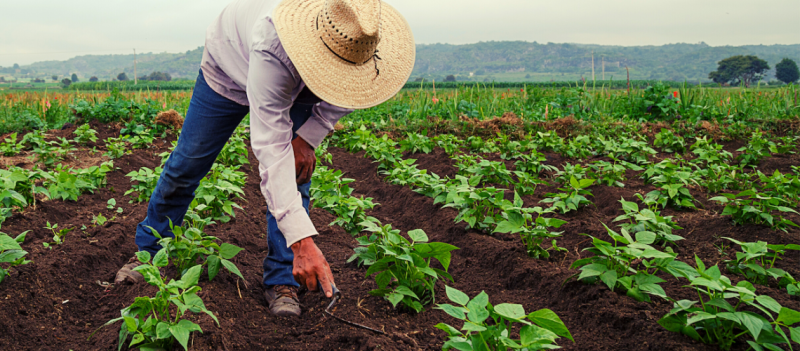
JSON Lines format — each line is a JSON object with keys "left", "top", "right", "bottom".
{"left": 274, "top": 0, "right": 415, "bottom": 109}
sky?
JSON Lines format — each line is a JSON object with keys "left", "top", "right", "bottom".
{"left": 1, "top": 0, "right": 799, "bottom": 67}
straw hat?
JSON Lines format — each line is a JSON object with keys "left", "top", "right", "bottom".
{"left": 273, "top": 0, "right": 415, "bottom": 109}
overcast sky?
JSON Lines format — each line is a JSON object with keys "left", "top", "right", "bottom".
{"left": 1, "top": 0, "right": 798, "bottom": 67}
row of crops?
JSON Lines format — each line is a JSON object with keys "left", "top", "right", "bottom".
{"left": 0, "top": 85, "right": 799, "bottom": 350}
{"left": 66, "top": 79, "right": 702, "bottom": 92}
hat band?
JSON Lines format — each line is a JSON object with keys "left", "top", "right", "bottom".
{"left": 316, "top": 12, "right": 382, "bottom": 76}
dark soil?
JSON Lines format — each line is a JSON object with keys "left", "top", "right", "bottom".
{"left": 0, "top": 133, "right": 798, "bottom": 351}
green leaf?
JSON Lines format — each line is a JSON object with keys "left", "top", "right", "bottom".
{"left": 755, "top": 295, "right": 782, "bottom": 315}
{"left": 739, "top": 312, "right": 765, "bottom": 340}
{"left": 528, "top": 309, "right": 574, "bottom": 342}
{"left": 434, "top": 323, "right": 462, "bottom": 337}
{"left": 219, "top": 243, "right": 244, "bottom": 260}
{"left": 790, "top": 327, "right": 800, "bottom": 344}
{"left": 407, "top": 229, "right": 428, "bottom": 243}
{"left": 777, "top": 307, "right": 800, "bottom": 326}
{"left": 169, "top": 320, "right": 202, "bottom": 351}
{"left": 135, "top": 251, "right": 151, "bottom": 264}
{"left": 207, "top": 255, "right": 221, "bottom": 281}
{"left": 600, "top": 270, "right": 618, "bottom": 291}
{"left": 156, "top": 321, "right": 171, "bottom": 339}
{"left": 386, "top": 292, "right": 404, "bottom": 307}
{"left": 152, "top": 249, "right": 168, "bottom": 267}
{"left": 0, "top": 234, "right": 23, "bottom": 251}
{"left": 180, "top": 265, "right": 202, "bottom": 289}
{"left": 123, "top": 316, "right": 137, "bottom": 333}
{"left": 436, "top": 303, "right": 467, "bottom": 320}
{"left": 220, "top": 258, "right": 244, "bottom": 280}
{"left": 494, "top": 303, "right": 526, "bottom": 320}
{"left": 394, "top": 285, "right": 419, "bottom": 299}
{"left": 445, "top": 285, "right": 470, "bottom": 306}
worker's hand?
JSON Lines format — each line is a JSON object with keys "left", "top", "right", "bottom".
{"left": 291, "top": 237, "right": 335, "bottom": 298}
{"left": 292, "top": 137, "right": 315, "bottom": 185}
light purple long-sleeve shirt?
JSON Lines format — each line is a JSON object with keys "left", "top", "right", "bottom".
{"left": 200, "top": 0, "right": 353, "bottom": 247}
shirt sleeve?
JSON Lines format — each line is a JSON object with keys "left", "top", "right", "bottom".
{"left": 295, "top": 101, "right": 353, "bottom": 148}
{"left": 247, "top": 49, "right": 317, "bottom": 247}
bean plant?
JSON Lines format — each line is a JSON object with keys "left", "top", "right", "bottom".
{"left": 92, "top": 252, "right": 218, "bottom": 351}
{"left": 494, "top": 195, "right": 567, "bottom": 259}
{"left": 659, "top": 257, "right": 800, "bottom": 350}
{"left": 349, "top": 218, "right": 458, "bottom": 312}
{"left": 148, "top": 219, "right": 245, "bottom": 281}
{"left": 73, "top": 124, "right": 98, "bottom": 145}
{"left": 436, "top": 286, "right": 573, "bottom": 350}
{"left": 710, "top": 190, "right": 799, "bottom": 232}
{"left": 571, "top": 224, "right": 686, "bottom": 303}
{"left": 0, "top": 231, "right": 30, "bottom": 284}
{"left": 723, "top": 237, "right": 800, "bottom": 291}
{"left": 540, "top": 176, "right": 595, "bottom": 214}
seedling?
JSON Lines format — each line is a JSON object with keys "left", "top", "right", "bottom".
{"left": 540, "top": 176, "right": 595, "bottom": 214}
{"left": 710, "top": 190, "right": 799, "bottom": 232}
{"left": 399, "top": 132, "right": 434, "bottom": 154}
{"left": 494, "top": 194, "right": 567, "bottom": 259}
{"left": 148, "top": 219, "right": 244, "bottom": 280}
{"left": 435, "top": 286, "right": 574, "bottom": 350}
{"left": 91, "top": 252, "right": 218, "bottom": 351}
{"left": 653, "top": 128, "right": 686, "bottom": 153}
{"left": 125, "top": 166, "right": 162, "bottom": 203}
{"left": 737, "top": 130, "right": 774, "bottom": 167}
{"left": 659, "top": 256, "right": 800, "bottom": 350}
{"left": 570, "top": 224, "right": 683, "bottom": 302}
{"left": 73, "top": 124, "right": 98, "bottom": 145}
{"left": 43, "top": 222, "right": 73, "bottom": 248}
{"left": 349, "top": 218, "right": 458, "bottom": 312}
{"left": 0, "top": 231, "right": 30, "bottom": 284}
{"left": 722, "top": 237, "right": 800, "bottom": 288}
{"left": 0, "top": 132, "right": 21, "bottom": 156}
{"left": 613, "top": 198, "right": 683, "bottom": 246}
{"left": 103, "top": 137, "right": 130, "bottom": 159}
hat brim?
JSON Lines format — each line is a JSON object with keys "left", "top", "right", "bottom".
{"left": 273, "top": 0, "right": 415, "bottom": 109}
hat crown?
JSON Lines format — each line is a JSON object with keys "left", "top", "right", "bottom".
{"left": 318, "top": 0, "right": 382, "bottom": 64}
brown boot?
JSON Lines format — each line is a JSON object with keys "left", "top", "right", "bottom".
{"left": 264, "top": 285, "right": 301, "bottom": 317}
{"left": 114, "top": 256, "right": 145, "bottom": 285}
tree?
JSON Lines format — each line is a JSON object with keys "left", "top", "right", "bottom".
{"left": 51, "top": 75, "right": 58, "bottom": 81}
{"left": 89, "top": 76, "right": 99, "bottom": 82}
{"left": 12, "top": 63, "right": 19, "bottom": 70}
{"left": 708, "top": 55, "right": 770, "bottom": 87}
{"left": 71, "top": 73, "right": 79, "bottom": 83}
{"left": 61, "top": 78, "right": 71, "bottom": 87}
{"left": 147, "top": 71, "right": 171, "bottom": 81}
{"left": 775, "top": 58, "right": 799, "bottom": 84}
{"left": 117, "top": 72, "right": 129, "bottom": 81}
{"left": 444, "top": 74, "right": 456, "bottom": 82}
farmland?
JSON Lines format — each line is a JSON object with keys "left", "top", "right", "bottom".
{"left": 0, "top": 84, "right": 799, "bottom": 350}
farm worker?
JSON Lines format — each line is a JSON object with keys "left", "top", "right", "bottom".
{"left": 113, "top": 0, "right": 414, "bottom": 318}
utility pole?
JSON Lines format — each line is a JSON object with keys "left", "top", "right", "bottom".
{"left": 134, "top": 49, "right": 137, "bottom": 85}
{"left": 602, "top": 56, "right": 605, "bottom": 80}
{"left": 591, "top": 51, "right": 596, "bottom": 83}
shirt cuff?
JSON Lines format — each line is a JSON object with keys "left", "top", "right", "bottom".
{"left": 295, "top": 116, "right": 331, "bottom": 149}
{"left": 275, "top": 203, "right": 319, "bottom": 247}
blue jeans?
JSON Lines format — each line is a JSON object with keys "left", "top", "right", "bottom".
{"left": 135, "top": 70, "right": 318, "bottom": 288}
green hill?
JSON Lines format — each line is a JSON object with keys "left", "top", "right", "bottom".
{"left": 2, "top": 42, "right": 799, "bottom": 83}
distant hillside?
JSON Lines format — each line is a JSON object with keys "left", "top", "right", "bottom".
{"left": 2, "top": 42, "right": 799, "bottom": 83}
{"left": 0, "top": 47, "right": 204, "bottom": 81}
{"left": 412, "top": 42, "right": 800, "bottom": 83}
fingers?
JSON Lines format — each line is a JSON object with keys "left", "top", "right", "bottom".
{"left": 317, "top": 261, "right": 335, "bottom": 298}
